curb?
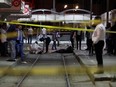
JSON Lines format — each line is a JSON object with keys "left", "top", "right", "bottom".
{"left": 73, "top": 50, "right": 95, "bottom": 85}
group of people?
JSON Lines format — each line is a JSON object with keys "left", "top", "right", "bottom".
{"left": 29, "top": 28, "right": 60, "bottom": 54}
{"left": 70, "top": 29, "right": 83, "bottom": 50}
{"left": 0, "top": 24, "right": 26, "bottom": 63}
{"left": 70, "top": 16, "right": 116, "bottom": 74}
{"left": 29, "top": 27, "right": 51, "bottom": 54}
{"left": 0, "top": 24, "right": 58, "bottom": 63}
{"left": 1, "top": 17, "right": 115, "bottom": 70}
{"left": 0, "top": 24, "right": 53, "bottom": 62}
{"left": 106, "top": 22, "right": 116, "bottom": 55}
{"left": 86, "top": 21, "right": 116, "bottom": 57}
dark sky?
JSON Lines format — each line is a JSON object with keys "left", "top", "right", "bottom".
{"left": 24, "top": 0, "right": 116, "bottom": 15}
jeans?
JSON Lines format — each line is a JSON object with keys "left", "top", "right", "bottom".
{"left": 9, "top": 40, "right": 16, "bottom": 59}
{"left": 16, "top": 43, "right": 24, "bottom": 61}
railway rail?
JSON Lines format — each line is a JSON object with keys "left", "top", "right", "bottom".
{"left": 0, "top": 52, "right": 115, "bottom": 87}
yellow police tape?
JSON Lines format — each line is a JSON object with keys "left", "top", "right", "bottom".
{"left": 0, "top": 20, "right": 116, "bottom": 38}
{"left": 0, "top": 66, "right": 116, "bottom": 76}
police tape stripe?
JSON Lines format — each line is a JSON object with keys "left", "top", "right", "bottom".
{"left": 0, "top": 66, "right": 116, "bottom": 75}
{"left": 0, "top": 21, "right": 116, "bottom": 34}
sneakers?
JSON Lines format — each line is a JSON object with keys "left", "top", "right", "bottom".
{"left": 6, "top": 58, "right": 16, "bottom": 62}
{"left": 94, "top": 68, "right": 104, "bottom": 74}
{"left": 21, "top": 61, "right": 27, "bottom": 64}
{"left": 94, "top": 70, "right": 104, "bottom": 74}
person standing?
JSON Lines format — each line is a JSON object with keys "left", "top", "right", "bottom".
{"left": 41, "top": 27, "right": 47, "bottom": 52}
{"left": 70, "top": 30, "right": 82, "bottom": 50}
{"left": 110, "top": 22, "right": 116, "bottom": 55}
{"left": 1, "top": 23, "right": 8, "bottom": 57}
{"left": 86, "top": 26, "right": 93, "bottom": 56}
{"left": 76, "top": 29, "right": 82, "bottom": 50}
{"left": 16, "top": 25, "right": 26, "bottom": 63}
{"left": 27, "top": 26, "right": 33, "bottom": 44}
{"left": 7, "top": 24, "right": 17, "bottom": 61}
{"left": 92, "top": 16, "right": 106, "bottom": 73}
{"left": 41, "top": 27, "right": 47, "bottom": 38}
{"left": 52, "top": 30, "right": 57, "bottom": 50}
{"left": 45, "top": 36, "right": 51, "bottom": 53}
{"left": 105, "top": 22, "right": 112, "bottom": 55}
{"left": 56, "top": 31, "right": 60, "bottom": 46}
{"left": 70, "top": 30, "right": 76, "bottom": 49}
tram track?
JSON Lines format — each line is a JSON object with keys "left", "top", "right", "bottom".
{"left": 15, "top": 55, "right": 41, "bottom": 87}
{"left": 0, "top": 54, "right": 40, "bottom": 87}
{"left": 0, "top": 53, "right": 29, "bottom": 79}
{"left": 15, "top": 53, "right": 81, "bottom": 87}
{"left": 18, "top": 53, "right": 66, "bottom": 87}
{"left": 61, "top": 53, "right": 95, "bottom": 87}
{"left": 61, "top": 54, "right": 71, "bottom": 87}
{"left": 0, "top": 52, "right": 108, "bottom": 87}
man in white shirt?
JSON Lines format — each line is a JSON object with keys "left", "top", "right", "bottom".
{"left": 92, "top": 16, "right": 106, "bottom": 74}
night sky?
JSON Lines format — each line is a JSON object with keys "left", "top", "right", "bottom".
{"left": 23, "top": 0, "right": 116, "bottom": 15}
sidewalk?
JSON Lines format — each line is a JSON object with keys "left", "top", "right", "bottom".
{"left": 73, "top": 48, "right": 116, "bottom": 86}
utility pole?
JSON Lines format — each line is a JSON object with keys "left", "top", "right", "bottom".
{"left": 106, "top": 0, "right": 109, "bottom": 28}
{"left": 90, "top": 0, "right": 92, "bottom": 21}
{"left": 90, "top": 0, "right": 93, "bottom": 28}
{"left": 53, "top": 0, "right": 56, "bottom": 11}
{"left": 53, "top": 0, "right": 56, "bottom": 21}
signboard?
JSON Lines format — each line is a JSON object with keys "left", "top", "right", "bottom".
{"left": 0, "top": 0, "right": 12, "bottom": 8}
{"left": 0, "top": 0, "right": 21, "bottom": 13}
{"left": 12, "top": 0, "right": 20, "bottom": 7}
{"left": 23, "top": 5, "right": 30, "bottom": 14}
{"left": 7, "top": 1, "right": 32, "bottom": 20}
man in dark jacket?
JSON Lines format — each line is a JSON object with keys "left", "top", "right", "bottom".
{"left": 52, "top": 45, "right": 73, "bottom": 53}
{"left": 110, "top": 22, "right": 116, "bottom": 55}
{"left": 45, "top": 36, "right": 51, "bottom": 53}
{"left": 7, "top": 24, "right": 17, "bottom": 61}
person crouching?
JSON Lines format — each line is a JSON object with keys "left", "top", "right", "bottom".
{"left": 29, "top": 41, "right": 43, "bottom": 54}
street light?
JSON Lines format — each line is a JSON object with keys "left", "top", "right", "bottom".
{"left": 64, "top": 5, "right": 68, "bottom": 8}
{"left": 75, "top": 5, "right": 79, "bottom": 9}
{"left": 75, "top": 5, "right": 79, "bottom": 11}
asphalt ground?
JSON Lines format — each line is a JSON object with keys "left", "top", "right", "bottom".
{"left": 0, "top": 41, "right": 116, "bottom": 86}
